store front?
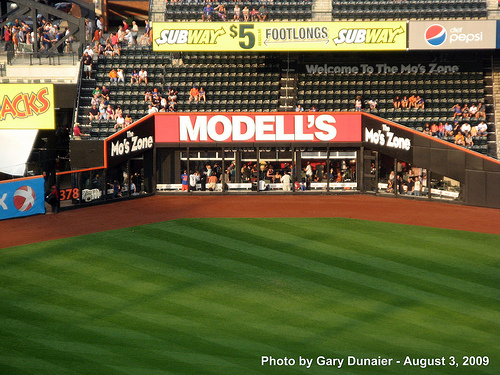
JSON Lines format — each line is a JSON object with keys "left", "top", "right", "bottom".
{"left": 154, "top": 112, "right": 363, "bottom": 192}
{"left": 67, "top": 111, "right": 500, "bottom": 208}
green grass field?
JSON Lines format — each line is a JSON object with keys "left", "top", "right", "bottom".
{"left": 0, "top": 218, "right": 498, "bottom": 375}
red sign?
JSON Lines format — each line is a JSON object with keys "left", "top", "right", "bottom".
{"left": 155, "top": 112, "right": 362, "bottom": 143}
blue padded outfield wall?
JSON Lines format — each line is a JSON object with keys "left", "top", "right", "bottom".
{"left": 0, "top": 176, "right": 45, "bottom": 220}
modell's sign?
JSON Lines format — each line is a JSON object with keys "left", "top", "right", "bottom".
{"left": 155, "top": 113, "right": 362, "bottom": 143}
{"left": 0, "top": 84, "right": 55, "bottom": 129}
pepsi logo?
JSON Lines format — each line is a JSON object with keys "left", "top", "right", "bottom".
{"left": 425, "top": 24, "right": 447, "bottom": 46}
{"left": 13, "top": 185, "right": 36, "bottom": 212}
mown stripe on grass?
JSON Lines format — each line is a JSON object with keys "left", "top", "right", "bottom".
{"left": 0, "top": 218, "right": 498, "bottom": 375}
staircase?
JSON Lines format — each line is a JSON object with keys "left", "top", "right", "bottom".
{"left": 491, "top": 59, "right": 500, "bottom": 158}
{"left": 149, "top": 0, "right": 166, "bottom": 22}
{"left": 312, "top": 0, "right": 332, "bottom": 21}
{"left": 279, "top": 60, "right": 298, "bottom": 112}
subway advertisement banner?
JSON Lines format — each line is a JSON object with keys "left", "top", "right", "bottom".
{"left": 153, "top": 21, "right": 407, "bottom": 52}
{"left": 155, "top": 112, "right": 362, "bottom": 143}
{"left": 0, "top": 176, "right": 45, "bottom": 220}
{"left": 409, "top": 21, "right": 496, "bottom": 50}
{"left": 0, "top": 84, "right": 55, "bottom": 129}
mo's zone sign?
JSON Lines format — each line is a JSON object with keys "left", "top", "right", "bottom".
{"left": 155, "top": 113, "right": 362, "bottom": 143}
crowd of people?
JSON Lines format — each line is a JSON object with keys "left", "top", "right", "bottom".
{"left": 393, "top": 95, "right": 425, "bottom": 109}
{"left": 85, "top": 84, "right": 134, "bottom": 130}
{"left": 2, "top": 16, "right": 73, "bottom": 57}
{"left": 144, "top": 86, "right": 180, "bottom": 112}
{"left": 201, "top": 3, "right": 269, "bottom": 22}
{"left": 178, "top": 160, "right": 356, "bottom": 192}
{"left": 451, "top": 102, "right": 486, "bottom": 119}
{"left": 422, "top": 120, "right": 488, "bottom": 148}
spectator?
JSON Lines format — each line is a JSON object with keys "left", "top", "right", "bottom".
{"left": 281, "top": 171, "right": 292, "bottom": 191}
{"left": 208, "top": 173, "right": 218, "bottom": 191}
{"left": 72, "top": 123, "right": 87, "bottom": 140}
{"left": 215, "top": 4, "right": 227, "bottom": 21}
{"left": 130, "top": 69, "right": 139, "bottom": 84}
{"left": 295, "top": 104, "right": 304, "bottom": 112}
{"left": 199, "top": 87, "right": 207, "bottom": 102}
{"left": 452, "top": 103, "right": 462, "bottom": 119}
{"left": 460, "top": 122, "right": 471, "bottom": 136}
{"left": 234, "top": 4, "right": 241, "bottom": 21}
{"left": 106, "top": 104, "right": 115, "bottom": 121}
{"left": 181, "top": 170, "right": 189, "bottom": 191}
{"left": 115, "top": 113, "right": 125, "bottom": 130}
{"left": 131, "top": 21, "right": 139, "bottom": 44}
{"left": 168, "top": 87, "right": 178, "bottom": 102}
{"left": 454, "top": 131, "right": 465, "bottom": 146}
{"left": 444, "top": 122, "right": 454, "bottom": 137}
{"left": 98, "top": 103, "right": 106, "bottom": 121}
{"left": 202, "top": 3, "right": 214, "bottom": 21}
{"left": 144, "top": 87, "right": 153, "bottom": 102}
{"left": 248, "top": 7, "right": 256, "bottom": 22}
{"left": 88, "top": 105, "right": 99, "bottom": 122}
{"left": 393, "top": 96, "right": 401, "bottom": 109}
{"left": 258, "top": 5, "right": 268, "bottom": 21}
{"left": 367, "top": 98, "right": 377, "bottom": 110}
{"left": 109, "top": 68, "right": 118, "bottom": 84}
{"left": 400, "top": 95, "right": 408, "bottom": 108}
{"left": 243, "top": 6, "right": 250, "bottom": 22}
{"left": 469, "top": 103, "right": 478, "bottom": 117}
{"left": 114, "top": 106, "right": 123, "bottom": 120}
{"left": 101, "top": 85, "right": 110, "bottom": 102}
{"left": 477, "top": 121, "right": 488, "bottom": 136}
{"left": 117, "top": 68, "right": 125, "bottom": 84}
{"left": 82, "top": 51, "right": 93, "bottom": 79}
{"left": 103, "top": 41, "right": 114, "bottom": 56}
{"left": 189, "top": 86, "right": 200, "bottom": 102}
{"left": 465, "top": 133, "right": 474, "bottom": 147}
{"left": 148, "top": 104, "right": 158, "bottom": 115}
{"left": 355, "top": 96, "right": 362, "bottom": 111}
{"left": 476, "top": 102, "right": 486, "bottom": 118}
{"left": 189, "top": 171, "right": 200, "bottom": 191}
{"left": 139, "top": 21, "right": 151, "bottom": 46}
{"left": 92, "top": 85, "right": 101, "bottom": 97}
{"left": 91, "top": 94, "right": 101, "bottom": 107}
{"left": 125, "top": 114, "right": 133, "bottom": 126}
{"left": 415, "top": 95, "right": 425, "bottom": 109}
{"left": 437, "top": 122, "right": 445, "bottom": 139}
{"left": 138, "top": 68, "right": 148, "bottom": 84}
{"left": 123, "top": 29, "right": 133, "bottom": 46}
{"left": 116, "top": 26, "right": 125, "bottom": 47}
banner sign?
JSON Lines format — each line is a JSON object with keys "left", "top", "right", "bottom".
{"left": 303, "top": 62, "right": 462, "bottom": 75}
{"left": 105, "top": 118, "right": 155, "bottom": 167}
{"left": 362, "top": 116, "right": 414, "bottom": 161}
{"left": 0, "top": 84, "right": 55, "bottom": 129}
{"left": 0, "top": 176, "right": 45, "bottom": 220}
{"left": 409, "top": 21, "right": 496, "bottom": 50}
{"left": 153, "top": 21, "right": 407, "bottom": 52}
{"left": 155, "top": 113, "right": 362, "bottom": 143}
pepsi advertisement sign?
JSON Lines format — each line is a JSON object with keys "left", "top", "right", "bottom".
{"left": 409, "top": 21, "right": 496, "bottom": 50}
{"left": 0, "top": 176, "right": 45, "bottom": 220}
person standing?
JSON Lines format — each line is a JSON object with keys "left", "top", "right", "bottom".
{"left": 181, "top": 170, "right": 189, "bottom": 192}
{"left": 45, "top": 185, "right": 59, "bottom": 213}
{"left": 281, "top": 171, "right": 292, "bottom": 191}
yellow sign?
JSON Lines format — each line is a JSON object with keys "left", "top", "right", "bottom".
{"left": 0, "top": 84, "right": 55, "bottom": 129}
{"left": 153, "top": 21, "right": 407, "bottom": 52}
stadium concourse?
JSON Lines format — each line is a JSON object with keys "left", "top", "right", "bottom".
{"left": 1, "top": 194, "right": 500, "bottom": 249}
